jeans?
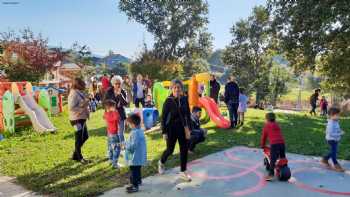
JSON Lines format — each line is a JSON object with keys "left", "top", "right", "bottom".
{"left": 130, "top": 166, "right": 142, "bottom": 187}
{"left": 135, "top": 98, "right": 144, "bottom": 108}
{"left": 269, "top": 143, "right": 286, "bottom": 176}
{"left": 227, "top": 102, "right": 239, "bottom": 127}
{"left": 118, "top": 119, "right": 125, "bottom": 142}
{"left": 324, "top": 140, "right": 338, "bottom": 165}
{"left": 108, "top": 135, "right": 121, "bottom": 166}
{"left": 71, "top": 119, "right": 89, "bottom": 161}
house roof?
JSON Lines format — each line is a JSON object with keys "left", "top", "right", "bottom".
{"left": 60, "top": 62, "right": 81, "bottom": 70}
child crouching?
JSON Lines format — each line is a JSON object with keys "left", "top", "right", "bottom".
{"left": 125, "top": 113, "right": 147, "bottom": 193}
{"left": 188, "top": 107, "right": 207, "bottom": 153}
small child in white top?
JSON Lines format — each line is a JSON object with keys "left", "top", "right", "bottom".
{"left": 238, "top": 88, "right": 248, "bottom": 125}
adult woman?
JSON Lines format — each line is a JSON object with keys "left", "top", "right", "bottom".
{"left": 123, "top": 75, "right": 133, "bottom": 107}
{"left": 133, "top": 74, "right": 145, "bottom": 108}
{"left": 68, "top": 78, "right": 90, "bottom": 163}
{"left": 158, "top": 79, "right": 192, "bottom": 181}
{"left": 104, "top": 75, "right": 129, "bottom": 142}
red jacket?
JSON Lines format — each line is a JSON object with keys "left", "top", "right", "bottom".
{"left": 104, "top": 111, "right": 120, "bottom": 135}
{"left": 261, "top": 121, "right": 285, "bottom": 148}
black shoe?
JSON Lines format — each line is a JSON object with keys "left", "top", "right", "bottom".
{"left": 126, "top": 185, "right": 139, "bottom": 193}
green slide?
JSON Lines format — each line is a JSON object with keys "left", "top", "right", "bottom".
{"left": 152, "top": 82, "right": 170, "bottom": 116}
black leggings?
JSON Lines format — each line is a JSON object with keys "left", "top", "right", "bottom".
{"left": 269, "top": 143, "right": 286, "bottom": 176}
{"left": 161, "top": 124, "right": 188, "bottom": 172}
{"left": 310, "top": 103, "right": 317, "bottom": 115}
{"left": 130, "top": 166, "right": 142, "bottom": 187}
{"left": 71, "top": 119, "right": 89, "bottom": 161}
{"left": 135, "top": 98, "right": 144, "bottom": 108}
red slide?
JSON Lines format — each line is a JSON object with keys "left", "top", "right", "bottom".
{"left": 199, "top": 97, "right": 231, "bottom": 129}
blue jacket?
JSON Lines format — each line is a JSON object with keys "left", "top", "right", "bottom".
{"left": 326, "top": 119, "right": 343, "bottom": 141}
{"left": 125, "top": 127, "right": 147, "bottom": 166}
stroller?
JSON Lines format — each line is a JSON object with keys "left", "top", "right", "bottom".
{"left": 263, "top": 147, "right": 291, "bottom": 181}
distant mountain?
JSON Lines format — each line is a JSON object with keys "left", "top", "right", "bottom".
{"left": 91, "top": 53, "right": 130, "bottom": 68}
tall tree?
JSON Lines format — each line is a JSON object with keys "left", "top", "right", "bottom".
{"left": 268, "top": 0, "right": 350, "bottom": 95}
{"left": 223, "top": 6, "right": 272, "bottom": 102}
{"left": 119, "top": 0, "right": 212, "bottom": 60}
{"left": 0, "top": 29, "right": 62, "bottom": 82}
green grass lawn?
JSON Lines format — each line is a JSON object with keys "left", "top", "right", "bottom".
{"left": 0, "top": 108, "right": 350, "bottom": 197}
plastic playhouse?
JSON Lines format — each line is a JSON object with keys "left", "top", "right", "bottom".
{"left": 153, "top": 73, "right": 231, "bottom": 129}
{"left": 0, "top": 82, "right": 56, "bottom": 134}
{"left": 33, "top": 85, "right": 63, "bottom": 116}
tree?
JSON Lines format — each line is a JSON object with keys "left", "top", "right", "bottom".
{"left": 268, "top": 63, "right": 291, "bottom": 105}
{"left": 0, "top": 29, "right": 62, "bottom": 82}
{"left": 129, "top": 50, "right": 183, "bottom": 81}
{"left": 268, "top": 0, "right": 350, "bottom": 95}
{"left": 183, "top": 57, "right": 209, "bottom": 78}
{"left": 119, "top": 0, "right": 212, "bottom": 60}
{"left": 223, "top": 6, "right": 272, "bottom": 102}
{"left": 111, "top": 62, "right": 129, "bottom": 76}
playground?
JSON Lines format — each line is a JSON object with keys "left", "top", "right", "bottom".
{"left": 0, "top": 108, "right": 349, "bottom": 196}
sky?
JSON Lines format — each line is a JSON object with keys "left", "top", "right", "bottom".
{"left": 0, "top": 0, "right": 266, "bottom": 59}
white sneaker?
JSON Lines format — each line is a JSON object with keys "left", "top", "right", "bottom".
{"left": 158, "top": 160, "right": 165, "bottom": 174}
{"left": 179, "top": 171, "right": 192, "bottom": 182}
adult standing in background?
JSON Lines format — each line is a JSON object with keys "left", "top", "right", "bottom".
{"left": 123, "top": 75, "right": 133, "bottom": 107}
{"left": 101, "top": 74, "right": 110, "bottom": 99}
{"left": 309, "top": 88, "right": 320, "bottom": 116}
{"left": 133, "top": 74, "right": 145, "bottom": 108}
{"left": 143, "top": 74, "right": 152, "bottom": 96}
{"left": 104, "top": 75, "right": 129, "bottom": 143}
{"left": 224, "top": 76, "right": 240, "bottom": 128}
{"left": 68, "top": 78, "right": 90, "bottom": 164}
{"left": 209, "top": 74, "right": 220, "bottom": 103}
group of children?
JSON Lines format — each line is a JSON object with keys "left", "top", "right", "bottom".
{"left": 261, "top": 105, "right": 346, "bottom": 181}
{"left": 102, "top": 98, "right": 207, "bottom": 193}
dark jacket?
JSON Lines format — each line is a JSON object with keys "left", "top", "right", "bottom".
{"left": 104, "top": 87, "right": 128, "bottom": 120}
{"left": 190, "top": 114, "right": 201, "bottom": 131}
{"left": 224, "top": 81, "right": 240, "bottom": 104}
{"left": 210, "top": 79, "right": 220, "bottom": 100}
{"left": 310, "top": 93, "right": 319, "bottom": 105}
{"left": 161, "top": 95, "right": 191, "bottom": 135}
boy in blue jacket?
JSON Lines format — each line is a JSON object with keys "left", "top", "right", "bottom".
{"left": 321, "top": 107, "right": 346, "bottom": 172}
{"left": 125, "top": 113, "right": 147, "bottom": 193}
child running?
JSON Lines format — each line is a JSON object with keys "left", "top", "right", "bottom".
{"left": 320, "top": 96, "right": 328, "bottom": 116}
{"left": 103, "top": 100, "right": 121, "bottom": 169}
{"left": 261, "top": 112, "right": 286, "bottom": 181}
{"left": 124, "top": 113, "right": 147, "bottom": 193}
{"left": 237, "top": 88, "right": 248, "bottom": 126}
{"left": 321, "top": 107, "right": 346, "bottom": 172}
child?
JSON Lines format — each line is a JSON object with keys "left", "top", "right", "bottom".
{"left": 124, "top": 113, "right": 147, "bottom": 193}
{"left": 261, "top": 112, "right": 286, "bottom": 181}
{"left": 320, "top": 96, "right": 328, "bottom": 116}
{"left": 89, "top": 95, "right": 97, "bottom": 112}
{"left": 188, "top": 107, "right": 207, "bottom": 153}
{"left": 321, "top": 107, "right": 345, "bottom": 172}
{"left": 144, "top": 95, "right": 155, "bottom": 108}
{"left": 237, "top": 88, "right": 248, "bottom": 125}
{"left": 103, "top": 100, "right": 121, "bottom": 168}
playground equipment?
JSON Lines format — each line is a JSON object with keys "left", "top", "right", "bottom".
{"left": 33, "top": 85, "right": 63, "bottom": 116}
{"left": 153, "top": 73, "right": 231, "bottom": 129}
{"left": 263, "top": 147, "right": 291, "bottom": 181}
{"left": 125, "top": 108, "right": 159, "bottom": 130}
{"left": 0, "top": 82, "right": 56, "bottom": 133}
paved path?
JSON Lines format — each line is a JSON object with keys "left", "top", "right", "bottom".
{"left": 0, "top": 176, "right": 38, "bottom": 197}
{"left": 101, "top": 146, "right": 350, "bottom": 197}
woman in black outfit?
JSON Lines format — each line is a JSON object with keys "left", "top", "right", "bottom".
{"left": 158, "top": 79, "right": 192, "bottom": 182}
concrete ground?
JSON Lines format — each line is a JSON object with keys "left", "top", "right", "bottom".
{"left": 102, "top": 146, "right": 350, "bottom": 197}
{"left": 0, "top": 176, "right": 38, "bottom": 197}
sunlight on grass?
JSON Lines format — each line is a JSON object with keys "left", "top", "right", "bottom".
{"left": 0, "top": 108, "right": 349, "bottom": 196}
